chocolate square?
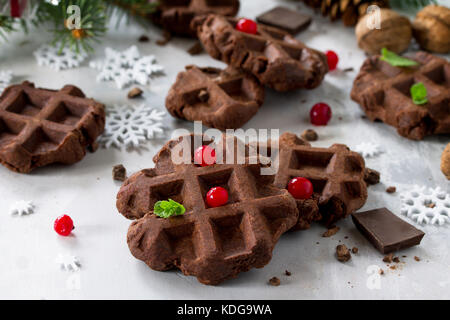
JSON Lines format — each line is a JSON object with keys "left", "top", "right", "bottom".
{"left": 256, "top": 6, "right": 312, "bottom": 35}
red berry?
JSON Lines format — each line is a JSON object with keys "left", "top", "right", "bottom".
{"left": 236, "top": 18, "right": 258, "bottom": 34}
{"left": 310, "top": 103, "right": 332, "bottom": 126}
{"left": 206, "top": 187, "right": 229, "bottom": 208}
{"left": 10, "top": 0, "right": 21, "bottom": 18}
{"left": 288, "top": 177, "right": 313, "bottom": 200}
{"left": 326, "top": 50, "right": 339, "bottom": 71}
{"left": 54, "top": 215, "right": 74, "bottom": 236}
{"left": 194, "top": 145, "right": 216, "bottom": 167}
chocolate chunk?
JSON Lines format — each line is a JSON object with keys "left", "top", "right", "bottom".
{"left": 336, "top": 245, "right": 351, "bottom": 262}
{"left": 127, "top": 87, "right": 143, "bottom": 99}
{"left": 187, "top": 41, "right": 204, "bottom": 55}
{"left": 269, "top": 277, "right": 281, "bottom": 286}
{"left": 113, "top": 164, "right": 127, "bottom": 182}
{"left": 284, "top": 270, "right": 291, "bottom": 276}
{"left": 256, "top": 6, "right": 312, "bottom": 35}
{"left": 383, "top": 253, "right": 393, "bottom": 263}
{"left": 138, "top": 35, "right": 149, "bottom": 42}
{"left": 352, "top": 208, "right": 425, "bottom": 254}
{"left": 301, "top": 129, "right": 318, "bottom": 141}
{"left": 322, "top": 226, "right": 340, "bottom": 237}
{"left": 364, "top": 168, "right": 380, "bottom": 185}
{"left": 352, "top": 247, "right": 359, "bottom": 254}
{"left": 386, "top": 186, "right": 396, "bottom": 193}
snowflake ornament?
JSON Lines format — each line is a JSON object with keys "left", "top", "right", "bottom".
{"left": 55, "top": 254, "right": 81, "bottom": 272}
{"left": 0, "top": 70, "right": 13, "bottom": 94}
{"left": 400, "top": 185, "right": 450, "bottom": 225}
{"left": 89, "top": 46, "right": 164, "bottom": 89}
{"left": 354, "top": 142, "right": 383, "bottom": 158}
{"left": 99, "top": 104, "right": 165, "bottom": 150}
{"left": 34, "top": 45, "right": 88, "bottom": 71}
{"left": 10, "top": 200, "right": 35, "bottom": 216}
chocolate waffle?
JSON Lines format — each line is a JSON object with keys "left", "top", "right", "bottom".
{"left": 351, "top": 51, "right": 450, "bottom": 140}
{"left": 253, "top": 132, "right": 368, "bottom": 229}
{"left": 150, "top": 0, "right": 240, "bottom": 36}
{"left": 117, "top": 134, "right": 298, "bottom": 285}
{"left": 166, "top": 65, "right": 264, "bottom": 130}
{"left": 0, "top": 81, "right": 105, "bottom": 173}
{"left": 192, "top": 14, "right": 328, "bottom": 92}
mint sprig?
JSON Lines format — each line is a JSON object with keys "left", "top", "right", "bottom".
{"left": 380, "top": 48, "right": 418, "bottom": 67}
{"left": 154, "top": 199, "right": 186, "bottom": 218}
{"left": 410, "top": 82, "right": 428, "bottom": 105}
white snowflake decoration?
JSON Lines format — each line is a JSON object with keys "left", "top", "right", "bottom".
{"left": 89, "top": 46, "right": 164, "bottom": 89}
{"left": 55, "top": 254, "right": 81, "bottom": 272}
{"left": 400, "top": 185, "right": 450, "bottom": 225}
{"left": 354, "top": 142, "right": 383, "bottom": 158}
{"left": 99, "top": 104, "right": 165, "bottom": 150}
{"left": 0, "top": 70, "right": 13, "bottom": 94}
{"left": 34, "top": 45, "right": 88, "bottom": 71}
{"left": 10, "top": 200, "right": 35, "bottom": 216}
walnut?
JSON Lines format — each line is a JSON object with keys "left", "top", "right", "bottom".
{"left": 356, "top": 9, "right": 412, "bottom": 55}
{"left": 441, "top": 143, "right": 450, "bottom": 180}
{"left": 413, "top": 5, "right": 450, "bottom": 54}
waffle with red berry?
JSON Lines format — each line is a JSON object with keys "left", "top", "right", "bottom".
{"left": 116, "top": 134, "right": 298, "bottom": 285}
{"left": 351, "top": 51, "right": 450, "bottom": 140}
{"left": 166, "top": 65, "right": 264, "bottom": 130}
{"left": 150, "top": 0, "right": 240, "bottom": 36}
{"left": 253, "top": 132, "right": 368, "bottom": 229}
{"left": 0, "top": 81, "right": 105, "bottom": 173}
{"left": 191, "top": 14, "right": 328, "bottom": 92}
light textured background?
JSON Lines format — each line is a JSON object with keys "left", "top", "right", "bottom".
{"left": 0, "top": 0, "right": 449, "bottom": 299}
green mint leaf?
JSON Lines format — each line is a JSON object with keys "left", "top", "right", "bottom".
{"left": 410, "top": 82, "right": 428, "bottom": 105}
{"left": 153, "top": 199, "right": 186, "bottom": 218}
{"left": 380, "top": 48, "right": 419, "bottom": 67}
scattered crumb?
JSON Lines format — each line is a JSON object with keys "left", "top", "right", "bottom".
{"left": 300, "top": 99, "right": 307, "bottom": 103}
{"left": 343, "top": 67, "right": 354, "bottom": 72}
{"left": 386, "top": 186, "right": 396, "bottom": 193}
{"left": 383, "top": 253, "right": 393, "bottom": 263}
{"left": 402, "top": 255, "right": 407, "bottom": 258}
{"left": 187, "top": 41, "right": 204, "bottom": 55}
{"left": 284, "top": 270, "right": 291, "bottom": 276}
{"left": 379, "top": 269, "right": 384, "bottom": 275}
{"left": 301, "top": 129, "right": 318, "bottom": 141}
{"left": 338, "top": 116, "right": 343, "bottom": 120}
{"left": 390, "top": 265, "right": 397, "bottom": 270}
{"left": 393, "top": 257, "right": 400, "bottom": 263}
{"left": 127, "top": 87, "right": 143, "bottom": 99}
{"left": 322, "top": 226, "right": 340, "bottom": 237}
{"left": 425, "top": 202, "right": 436, "bottom": 208}
{"left": 138, "top": 35, "right": 150, "bottom": 42}
{"left": 156, "top": 30, "right": 172, "bottom": 46}
{"left": 198, "top": 89, "right": 209, "bottom": 102}
{"left": 344, "top": 236, "right": 349, "bottom": 239}
{"left": 352, "top": 247, "right": 358, "bottom": 254}
{"left": 364, "top": 168, "right": 380, "bottom": 185}
{"left": 268, "top": 277, "right": 280, "bottom": 286}
{"left": 316, "top": 242, "right": 320, "bottom": 245}
{"left": 336, "top": 244, "right": 351, "bottom": 262}
{"left": 414, "top": 256, "right": 421, "bottom": 262}
{"left": 113, "top": 164, "right": 127, "bottom": 182}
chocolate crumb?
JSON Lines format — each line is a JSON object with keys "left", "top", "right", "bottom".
{"left": 425, "top": 202, "right": 435, "bottom": 208}
{"left": 269, "top": 277, "right": 281, "bottom": 286}
{"left": 322, "top": 226, "right": 340, "bottom": 237}
{"left": 187, "top": 41, "right": 204, "bottom": 55}
{"left": 284, "top": 270, "right": 291, "bottom": 276}
{"left": 198, "top": 90, "right": 209, "bottom": 102}
{"left": 414, "top": 256, "right": 421, "bottom": 262}
{"left": 383, "top": 253, "right": 393, "bottom": 263}
{"left": 390, "top": 265, "right": 396, "bottom": 270}
{"left": 138, "top": 35, "right": 150, "bottom": 42}
{"left": 393, "top": 257, "right": 400, "bottom": 263}
{"left": 113, "top": 164, "right": 127, "bottom": 182}
{"left": 364, "top": 168, "right": 380, "bottom": 185}
{"left": 127, "top": 87, "right": 143, "bottom": 99}
{"left": 352, "top": 247, "right": 358, "bottom": 254}
{"left": 301, "top": 129, "right": 318, "bottom": 141}
{"left": 379, "top": 269, "right": 384, "bottom": 275}
{"left": 343, "top": 67, "right": 354, "bottom": 72}
{"left": 386, "top": 186, "right": 396, "bottom": 193}
{"left": 402, "top": 255, "right": 407, "bottom": 258}
{"left": 336, "top": 244, "right": 351, "bottom": 262}
{"left": 156, "top": 30, "right": 172, "bottom": 46}
{"left": 344, "top": 236, "right": 349, "bottom": 239}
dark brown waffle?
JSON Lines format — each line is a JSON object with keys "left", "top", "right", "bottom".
{"left": 253, "top": 132, "right": 368, "bottom": 230}
{"left": 116, "top": 134, "right": 298, "bottom": 285}
{"left": 351, "top": 51, "right": 450, "bottom": 140}
{"left": 150, "top": 0, "right": 240, "bottom": 36}
{"left": 192, "top": 14, "right": 328, "bottom": 92}
{"left": 166, "top": 65, "right": 264, "bottom": 130}
{"left": 0, "top": 81, "right": 105, "bottom": 173}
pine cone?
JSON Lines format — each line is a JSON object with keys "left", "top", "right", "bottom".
{"left": 302, "top": 0, "right": 390, "bottom": 26}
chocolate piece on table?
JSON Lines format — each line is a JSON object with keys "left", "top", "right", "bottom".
{"left": 352, "top": 208, "right": 425, "bottom": 254}
{"left": 166, "top": 65, "right": 264, "bottom": 130}
{"left": 336, "top": 244, "right": 351, "bottom": 262}
{"left": 364, "top": 168, "right": 380, "bottom": 185}
{"left": 127, "top": 87, "right": 143, "bottom": 99}
{"left": 150, "top": 0, "right": 240, "bottom": 37}
{"left": 113, "top": 164, "right": 127, "bottom": 182}
{"left": 254, "top": 132, "right": 368, "bottom": 230}
{"left": 256, "top": 6, "right": 312, "bottom": 35}
{"left": 351, "top": 51, "right": 450, "bottom": 140}
{"left": 0, "top": 81, "right": 105, "bottom": 173}
{"left": 301, "top": 129, "right": 318, "bottom": 141}
{"left": 117, "top": 134, "right": 298, "bottom": 285}
{"left": 192, "top": 14, "right": 328, "bottom": 92}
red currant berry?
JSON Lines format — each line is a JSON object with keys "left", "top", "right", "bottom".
{"left": 54, "top": 215, "right": 74, "bottom": 236}
{"left": 236, "top": 18, "right": 258, "bottom": 35}
{"left": 194, "top": 145, "right": 216, "bottom": 167}
{"left": 288, "top": 177, "right": 313, "bottom": 200}
{"left": 326, "top": 50, "right": 339, "bottom": 71}
{"left": 310, "top": 103, "right": 332, "bottom": 126}
{"left": 10, "top": 0, "right": 21, "bottom": 18}
{"left": 206, "top": 187, "right": 229, "bottom": 208}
